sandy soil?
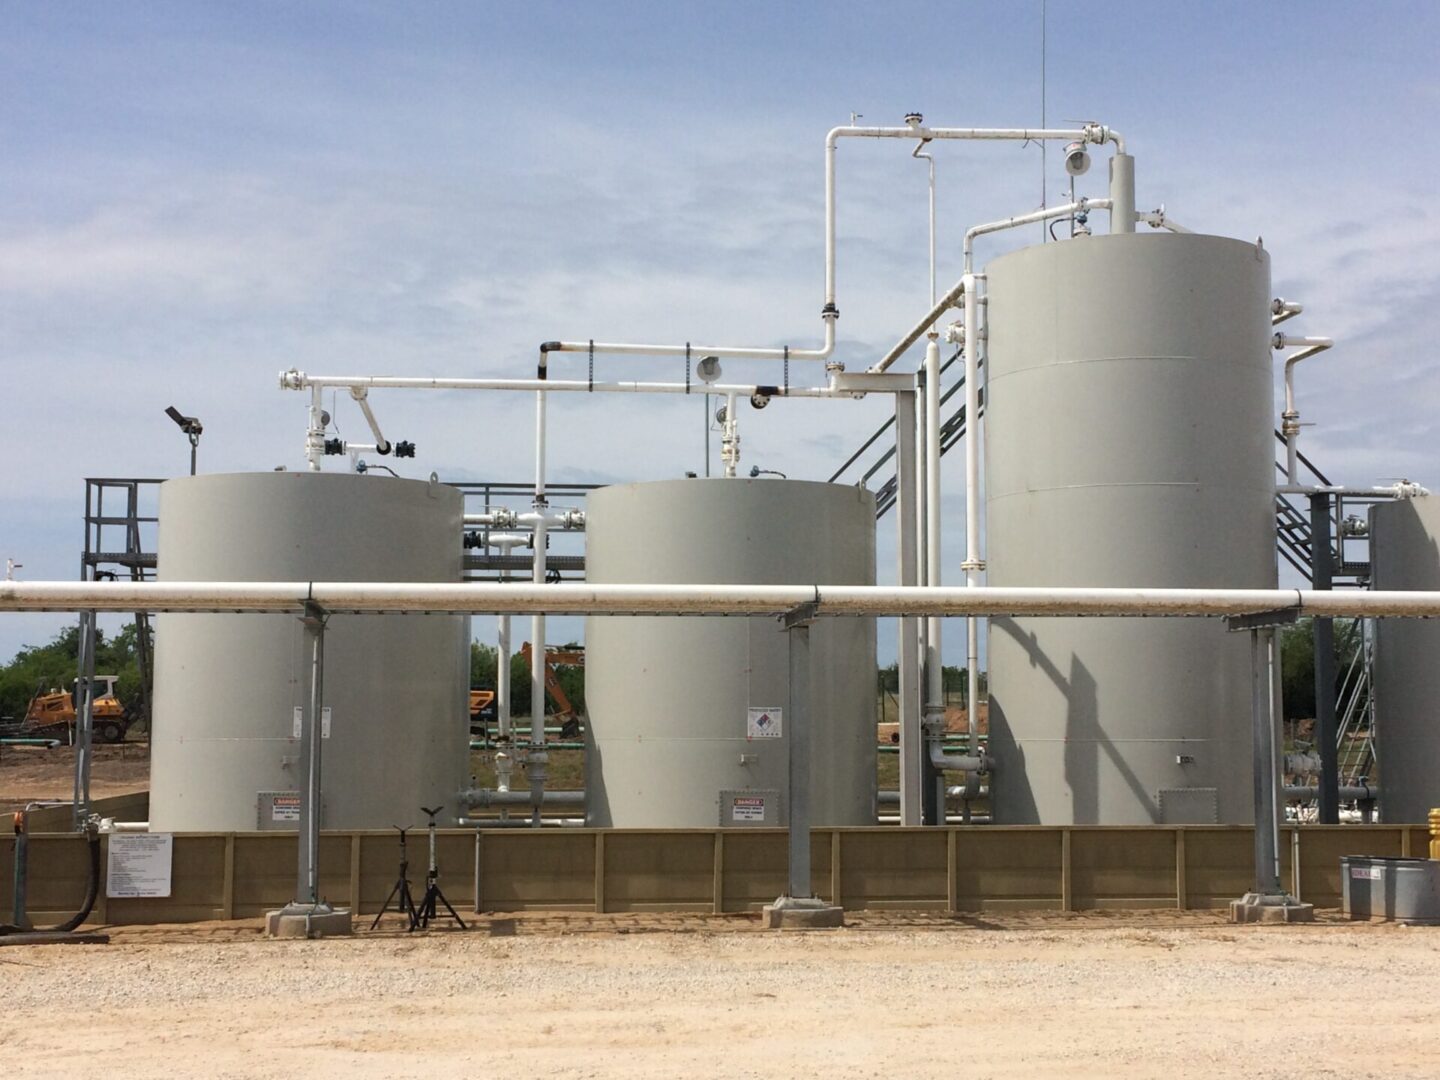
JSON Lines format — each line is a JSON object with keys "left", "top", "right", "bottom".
{"left": 0, "top": 744, "right": 149, "bottom": 812}
{"left": 2, "top": 910, "right": 1435, "bottom": 1079}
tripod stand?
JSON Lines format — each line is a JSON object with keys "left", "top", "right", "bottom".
{"left": 415, "top": 805, "right": 466, "bottom": 930}
{"left": 370, "top": 826, "right": 419, "bottom": 931}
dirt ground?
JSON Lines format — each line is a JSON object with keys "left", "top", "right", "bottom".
{"left": 0, "top": 744, "right": 149, "bottom": 812}
{"left": 2, "top": 909, "right": 1436, "bottom": 1079}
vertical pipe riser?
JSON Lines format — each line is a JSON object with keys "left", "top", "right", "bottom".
{"left": 1109, "top": 154, "right": 1136, "bottom": 234}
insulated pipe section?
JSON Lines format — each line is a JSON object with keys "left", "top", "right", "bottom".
{"left": 13, "top": 581, "right": 1440, "bottom": 617}
{"left": 460, "top": 788, "right": 586, "bottom": 807}
{"left": 543, "top": 320, "right": 836, "bottom": 363}
{"left": 281, "top": 370, "right": 852, "bottom": 399}
{"left": 1109, "top": 154, "right": 1136, "bottom": 233}
{"left": 1272, "top": 333, "right": 1335, "bottom": 484}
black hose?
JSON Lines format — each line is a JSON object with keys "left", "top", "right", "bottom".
{"left": 0, "top": 825, "right": 101, "bottom": 936}
{"left": 46, "top": 833, "right": 100, "bottom": 933}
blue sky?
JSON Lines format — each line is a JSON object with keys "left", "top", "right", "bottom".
{"left": 2, "top": 1, "right": 1438, "bottom": 664}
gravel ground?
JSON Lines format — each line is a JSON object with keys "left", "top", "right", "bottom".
{"left": 2, "top": 910, "right": 1436, "bottom": 1078}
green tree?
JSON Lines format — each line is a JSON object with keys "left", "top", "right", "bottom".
{"left": 1280, "top": 617, "right": 1362, "bottom": 722}
{"left": 0, "top": 621, "right": 150, "bottom": 721}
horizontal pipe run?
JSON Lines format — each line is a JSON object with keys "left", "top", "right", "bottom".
{"left": 1136, "top": 209, "right": 1193, "bottom": 233}
{"left": 460, "top": 788, "right": 586, "bottom": 808}
{"left": 1277, "top": 482, "right": 1430, "bottom": 498}
{"left": 544, "top": 325, "right": 834, "bottom": 363}
{"left": 8, "top": 581, "right": 1440, "bottom": 618}
{"left": 282, "top": 371, "right": 850, "bottom": 399}
{"left": 963, "top": 199, "right": 1112, "bottom": 272}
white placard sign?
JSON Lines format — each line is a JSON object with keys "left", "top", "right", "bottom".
{"left": 293, "top": 706, "right": 332, "bottom": 738}
{"left": 106, "top": 832, "right": 174, "bottom": 899}
{"left": 746, "top": 707, "right": 783, "bottom": 739}
{"left": 732, "top": 796, "right": 767, "bottom": 822}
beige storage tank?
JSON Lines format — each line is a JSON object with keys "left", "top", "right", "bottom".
{"left": 583, "top": 478, "right": 877, "bottom": 828}
{"left": 149, "top": 472, "right": 470, "bottom": 831}
{"left": 984, "top": 233, "right": 1277, "bottom": 825}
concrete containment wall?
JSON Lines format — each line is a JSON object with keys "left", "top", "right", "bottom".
{"left": 1, "top": 825, "right": 1423, "bottom": 925}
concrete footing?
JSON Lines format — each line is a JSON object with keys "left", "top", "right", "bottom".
{"left": 1229, "top": 892, "right": 1315, "bottom": 924}
{"left": 762, "top": 896, "right": 844, "bottom": 930}
{"left": 266, "top": 904, "right": 354, "bottom": 939}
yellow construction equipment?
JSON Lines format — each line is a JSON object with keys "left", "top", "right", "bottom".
{"left": 23, "top": 676, "right": 130, "bottom": 743}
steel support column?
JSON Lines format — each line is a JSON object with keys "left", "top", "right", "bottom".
{"left": 71, "top": 609, "right": 97, "bottom": 830}
{"left": 1250, "top": 628, "right": 1282, "bottom": 895}
{"left": 295, "top": 601, "right": 327, "bottom": 906}
{"left": 894, "top": 389, "right": 923, "bottom": 825}
{"left": 1310, "top": 492, "right": 1339, "bottom": 823}
{"left": 784, "top": 611, "right": 813, "bottom": 899}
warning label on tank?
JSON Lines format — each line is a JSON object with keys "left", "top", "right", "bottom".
{"left": 732, "top": 797, "right": 767, "bottom": 822}
{"left": 271, "top": 794, "right": 301, "bottom": 822}
{"left": 746, "top": 707, "right": 782, "bottom": 739}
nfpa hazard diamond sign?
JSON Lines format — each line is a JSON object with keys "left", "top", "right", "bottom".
{"left": 746, "top": 707, "right": 783, "bottom": 739}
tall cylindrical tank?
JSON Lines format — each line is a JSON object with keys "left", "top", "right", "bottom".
{"left": 984, "top": 233, "right": 1276, "bottom": 824}
{"left": 1371, "top": 495, "right": 1440, "bottom": 823}
{"left": 584, "top": 478, "right": 876, "bottom": 828}
{"left": 149, "top": 472, "right": 470, "bottom": 831}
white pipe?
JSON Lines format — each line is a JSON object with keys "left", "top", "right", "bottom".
{"left": 826, "top": 123, "right": 1124, "bottom": 310}
{"left": 911, "top": 138, "right": 936, "bottom": 307}
{"left": 870, "top": 277, "right": 968, "bottom": 374}
{"left": 305, "top": 385, "right": 325, "bottom": 472}
{"left": 963, "top": 200, "right": 1111, "bottom": 273}
{"left": 485, "top": 531, "right": 532, "bottom": 548}
{"left": 721, "top": 392, "right": 740, "bottom": 477}
{"left": 281, "top": 370, "right": 851, "bottom": 398}
{"left": 528, "top": 373, "right": 548, "bottom": 827}
{"left": 15, "top": 581, "right": 1440, "bottom": 618}
{"left": 1272, "top": 334, "right": 1335, "bottom": 484}
{"left": 1271, "top": 298, "right": 1304, "bottom": 327}
{"left": 1278, "top": 481, "right": 1430, "bottom": 498}
{"left": 485, "top": 531, "right": 533, "bottom": 800}
{"left": 545, "top": 320, "right": 836, "bottom": 363}
{"left": 1136, "top": 208, "right": 1193, "bottom": 234}
{"left": 349, "top": 387, "right": 391, "bottom": 454}
{"left": 922, "top": 338, "right": 943, "bottom": 745}
{"left": 963, "top": 273, "right": 985, "bottom": 755}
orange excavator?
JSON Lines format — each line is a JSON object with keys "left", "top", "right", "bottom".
{"left": 519, "top": 643, "right": 584, "bottom": 739}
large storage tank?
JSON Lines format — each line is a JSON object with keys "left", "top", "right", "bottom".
{"left": 984, "top": 232, "right": 1276, "bottom": 824}
{"left": 1371, "top": 495, "right": 1440, "bottom": 823}
{"left": 584, "top": 478, "right": 876, "bottom": 828}
{"left": 149, "top": 472, "right": 470, "bottom": 831}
